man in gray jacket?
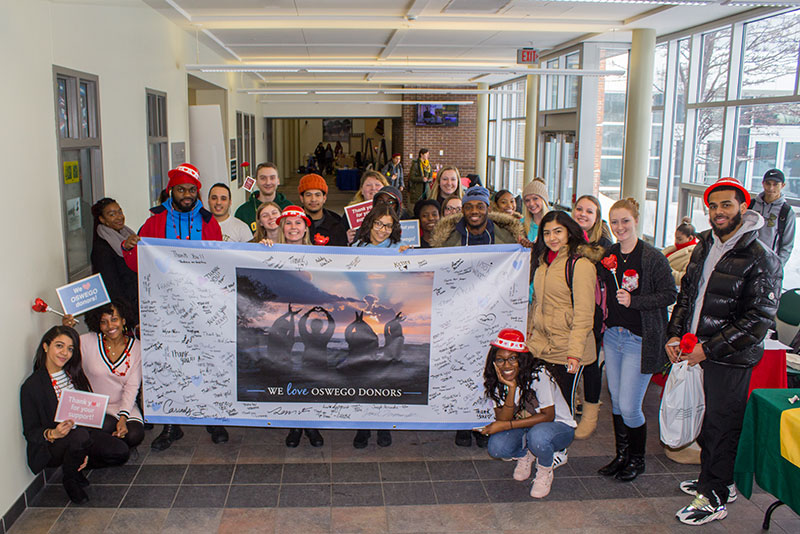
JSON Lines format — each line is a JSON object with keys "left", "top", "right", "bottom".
{"left": 750, "top": 168, "right": 795, "bottom": 268}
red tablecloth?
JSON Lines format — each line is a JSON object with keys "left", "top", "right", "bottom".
{"left": 749, "top": 349, "right": 788, "bottom": 397}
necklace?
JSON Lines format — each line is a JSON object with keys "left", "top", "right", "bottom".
{"left": 171, "top": 210, "right": 193, "bottom": 240}
{"left": 619, "top": 241, "right": 636, "bottom": 263}
{"left": 101, "top": 334, "right": 132, "bottom": 376}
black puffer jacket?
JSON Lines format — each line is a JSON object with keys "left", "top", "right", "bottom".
{"left": 667, "top": 222, "right": 781, "bottom": 368}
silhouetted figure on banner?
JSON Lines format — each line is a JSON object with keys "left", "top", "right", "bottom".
{"left": 299, "top": 306, "right": 335, "bottom": 368}
{"left": 383, "top": 312, "right": 405, "bottom": 361}
{"left": 345, "top": 311, "right": 379, "bottom": 360}
{"left": 268, "top": 304, "right": 299, "bottom": 358}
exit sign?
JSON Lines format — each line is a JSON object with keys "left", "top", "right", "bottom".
{"left": 517, "top": 48, "right": 539, "bottom": 64}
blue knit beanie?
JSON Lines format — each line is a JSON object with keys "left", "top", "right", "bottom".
{"left": 463, "top": 186, "right": 490, "bottom": 206}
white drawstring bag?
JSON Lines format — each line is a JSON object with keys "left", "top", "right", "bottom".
{"left": 659, "top": 360, "right": 705, "bottom": 448}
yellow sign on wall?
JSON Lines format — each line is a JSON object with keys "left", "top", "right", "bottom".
{"left": 63, "top": 161, "right": 80, "bottom": 184}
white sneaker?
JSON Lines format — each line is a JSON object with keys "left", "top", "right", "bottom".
{"left": 513, "top": 450, "right": 535, "bottom": 481}
{"left": 679, "top": 479, "right": 737, "bottom": 503}
{"left": 676, "top": 494, "right": 728, "bottom": 525}
{"left": 530, "top": 461, "right": 554, "bottom": 498}
{"left": 553, "top": 449, "right": 568, "bottom": 470}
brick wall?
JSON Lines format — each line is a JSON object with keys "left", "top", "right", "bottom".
{"left": 392, "top": 91, "right": 477, "bottom": 176}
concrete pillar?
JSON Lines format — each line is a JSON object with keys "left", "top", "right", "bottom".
{"left": 523, "top": 70, "right": 540, "bottom": 187}
{"left": 275, "top": 119, "right": 285, "bottom": 175}
{"left": 621, "top": 29, "right": 656, "bottom": 222}
{"left": 475, "top": 83, "right": 489, "bottom": 182}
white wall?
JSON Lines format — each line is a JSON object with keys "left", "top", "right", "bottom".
{"left": 0, "top": 0, "right": 261, "bottom": 517}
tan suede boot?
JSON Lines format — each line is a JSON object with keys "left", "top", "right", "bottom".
{"left": 574, "top": 401, "right": 600, "bottom": 439}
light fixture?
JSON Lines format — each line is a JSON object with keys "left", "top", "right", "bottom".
{"left": 314, "top": 90, "right": 380, "bottom": 94}
{"left": 241, "top": 88, "right": 524, "bottom": 95}
{"left": 258, "top": 100, "right": 475, "bottom": 105}
{"left": 188, "top": 64, "right": 623, "bottom": 77}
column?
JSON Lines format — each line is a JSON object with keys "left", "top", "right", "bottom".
{"left": 475, "top": 82, "right": 489, "bottom": 182}
{"left": 621, "top": 28, "right": 656, "bottom": 221}
{"left": 523, "top": 69, "right": 540, "bottom": 186}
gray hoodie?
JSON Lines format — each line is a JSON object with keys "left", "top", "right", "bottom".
{"left": 751, "top": 191, "right": 796, "bottom": 267}
{"left": 690, "top": 210, "right": 764, "bottom": 334}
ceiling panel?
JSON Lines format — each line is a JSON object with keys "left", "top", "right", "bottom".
{"left": 399, "top": 29, "right": 497, "bottom": 46}
{"left": 504, "top": 1, "right": 644, "bottom": 19}
{"left": 302, "top": 29, "right": 393, "bottom": 45}
{"left": 210, "top": 28, "right": 307, "bottom": 44}
{"left": 232, "top": 46, "right": 312, "bottom": 58}
{"left": 294, "top": 0, "right": 410, "bottom": 16}
{"left": 175, "top": 0, "right": 297, "bottom": 16}
{"left": 304, "top": 46, "right": 387, "bottom": 57}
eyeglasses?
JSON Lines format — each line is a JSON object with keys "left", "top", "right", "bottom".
{"left": 373, "top": 220, "right": 393, "bottom": 231}
{"left": 494, "top": 356, "right": 519, "bottom": 365}
{"left": 444, "top": 206, "right": 461, "bottom": 214}
{"left": 376, "top": 196, "right": 398, "bottom": 206}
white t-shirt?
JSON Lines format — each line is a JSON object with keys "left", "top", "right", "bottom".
{"left": 218, "top": 215, "right": 254, "bottom": 242}
{"left": 496, "top": 367, "right": 576, "bottom": 428}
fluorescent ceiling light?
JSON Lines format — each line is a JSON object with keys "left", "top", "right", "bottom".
{"left": 188, "top": 64, "right": 623, "bottom": 77}
{"left": 261, "top": 91, "right": 310, "bottom": 95}
{"left": 315, "top": 91, "right": 380, "bottom": 94}
{"left": 259, "top": 100, "right": 474, "bottom": 105}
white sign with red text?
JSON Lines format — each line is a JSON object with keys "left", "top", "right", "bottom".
{"left": 55, "top": 390, "right": 109, "bottom": 429}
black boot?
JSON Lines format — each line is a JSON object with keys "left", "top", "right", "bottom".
{"left": 62, "top": 451, "right": 89, "bottom": 504}
{"left": 376, "top": 430, "right": 392, "bottom": 447}
{"left": 285, "top": 428, "right": 302, "bottom": 448}
{"left": 455, "top": 430, "right": 472, "bottom": 447}
{"left": 598, "top": 415, "right": 628, "bottom": 476}
{"left": 616, "top": 423, "right": 646, "bottom": 481}
{"left": 474, "top": 431, "right": 489, "bottom": 448}
{"left": 353, "top": 430, "right": 371, "bottom": 449}
{"left": 206, "top": 425, "right": 229, "bottom": 444}
{"left": 305, "top": 428, "right": 324, "bottom": 447}
{"left": 150, "top": 424, "right": 183, "bottom": 451}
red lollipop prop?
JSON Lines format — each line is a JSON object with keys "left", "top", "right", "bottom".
{"left": 601, "top": 254, "right": 620, "bottom": 291}
{"left": 31, "top": 298, "right": 77, "bottom": 322}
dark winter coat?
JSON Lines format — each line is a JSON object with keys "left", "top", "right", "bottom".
{"left": 667, "top": 227, "right": 781, "bottom": 368}
{"left": 430, "top": 212, "right": 523, "bottom": 247}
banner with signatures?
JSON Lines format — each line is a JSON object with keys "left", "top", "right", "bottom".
{"left": 137, "top": 238, "right": 529, "bottom": 429}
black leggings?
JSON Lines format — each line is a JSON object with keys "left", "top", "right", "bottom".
{"left": 581, "top": 336, "right": 604, "bottom": 404}
{"left": 47, "top": 426, "right": 129, "bottom": 478}
{"left": 549, "top": 363, "right": 584, "bottom": 417}
{"left": 101, "top": 414, "right": 145, "bottom": 448}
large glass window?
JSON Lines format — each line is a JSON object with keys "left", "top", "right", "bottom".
{"left": 596, "top": 49, "right": 629, "bottom": 200}
{"left": 740, "top": 11, "right": 800, "bottom": 99}
{"left": 692, "top": 107, "right": 724, "bottom": 184}
{"left": 698, "top": 28, "right": 731, "bottom": 102}
{"left": 488, "top": 79, "right": 526, "bottom": 193}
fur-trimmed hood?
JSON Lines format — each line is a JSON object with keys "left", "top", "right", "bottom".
{"left": 430, "top": 211, "right": 524, "bottom": 247}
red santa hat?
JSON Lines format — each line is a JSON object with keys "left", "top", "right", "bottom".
{"left": 277, "top": 205, "right": 311, "bottom": 226}
{"left": 167, "top": 164, "right": 202, "bottom": 191}
{"left": 491, "top": 328, "right": 527, "bottom": 353}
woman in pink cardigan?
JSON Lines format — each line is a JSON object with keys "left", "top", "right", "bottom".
{"left": 63, "top": 301, "right": 143, "bottom": 448}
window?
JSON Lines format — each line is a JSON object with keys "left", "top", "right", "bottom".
{"left": 53, "top": 67, "right": 103, "bottom": 281}
{"left": 596, "top": 49, "right": 629, "bottom": 200}
{"left": 488, "top": 79, "right": 526, "bottom": 193}
{"left": 740, "top": 11, "right": 800, "bottom": 99}
{"left": 698, "top": 28, "right": 731, "bottom": 102}
{"left": 565, "top": 52, "right": 580, "bottom": 108}
{"left": 146, "top": 90, "right": 168, "bottom": 207}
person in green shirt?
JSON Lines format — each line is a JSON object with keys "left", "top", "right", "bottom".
{"left": 234, "top": 162, "right": 291, "bottom": 233}
{"left": 408, "top": 148, "right": 433, "bottom": 206}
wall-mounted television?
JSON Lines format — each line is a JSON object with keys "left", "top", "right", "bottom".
{"left": 416, "top": 104, "right": 459, "bottom": 126}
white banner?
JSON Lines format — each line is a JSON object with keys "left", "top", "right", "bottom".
{"left": 138, "top": 238, "right": 529, "bottom": 429}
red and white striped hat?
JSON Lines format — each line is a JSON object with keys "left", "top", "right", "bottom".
{"left": 490, "top": 328, "right": 527, "bottom": 353}
{"left": 703, "top": 177, "right": 750, "bottom": 207}
{"left": 167, "top": 163, "right": 202, "bottom": 190}
{"left": 277, "top": 205, "right": 311, "bottom": 226}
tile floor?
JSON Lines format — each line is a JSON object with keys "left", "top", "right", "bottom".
{"left": 10, "top": 387, "right": 800, "bottom": 533}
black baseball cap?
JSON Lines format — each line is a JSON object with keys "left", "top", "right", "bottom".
{"left": 763, "top": 169, "right": 785, "bottom": 183}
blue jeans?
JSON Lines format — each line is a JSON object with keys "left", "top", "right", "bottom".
{"left": 603, "top": 326, "right": 651, "bottom": 427}
{"left": 487, "top": 422, "right": 575, "bottom": 466}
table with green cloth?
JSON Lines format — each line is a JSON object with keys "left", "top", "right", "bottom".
{"left": 734, "top": 388, "right": 800, "bottom": 522}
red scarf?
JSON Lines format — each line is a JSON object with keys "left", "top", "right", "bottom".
{"left": 666, "top": 237, "right": 697, "bottom": 257}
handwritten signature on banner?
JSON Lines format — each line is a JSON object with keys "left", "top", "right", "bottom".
{"left": 137, "top": 239, "right": 529, "bottom": 427}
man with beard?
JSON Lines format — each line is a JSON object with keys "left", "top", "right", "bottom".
{"left": 298, "top": 173, "right": 347, "bottom": 246}
{"left": 430, "top": 185, "right": 522, "bottom": 448}
{"left": 665, "top": 177, "right": 780, "bottom": 526}
{"left": 430, "top": 185, "right": 522, "bottom": 247}
{"left": 208, "top": 183, "right": 253, "bottom": 242}
{"left": 122, "top": 163, "right": 230, "bottom": 451}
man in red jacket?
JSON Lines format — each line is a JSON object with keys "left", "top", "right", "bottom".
{"left": 122, "top": 163, "right": 228, "bottom": 450}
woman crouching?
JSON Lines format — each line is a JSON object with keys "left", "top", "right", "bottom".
{"left": 482, "top": 328, "right": 576, "bottom": 498}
